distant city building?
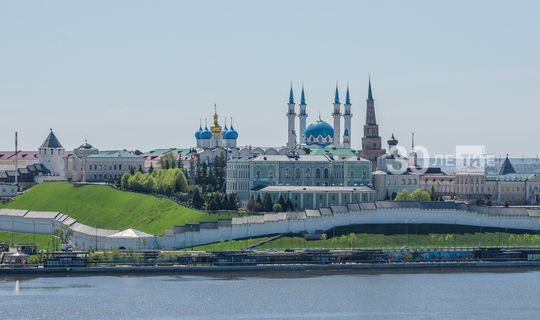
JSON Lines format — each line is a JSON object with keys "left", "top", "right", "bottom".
{"left": 0, "top": 183, "right": 18, "bottom": 199}
{"left": 65, "top": 139, "right": 144, "bottom": 182}
{"left": 372, "top": 134, "right": 419, "bottom": 200}
{"left": 251, "top": 185, "right": 376, "bottom": 209}
{"left": 419, "top": 167, "right": 455, "bottom": 197}
{"left": 226, "top": 152, "right": 373, "bottom": 204}
{"left": 454, "top": 166, "right": 486, "bottom": 202}
{"left": 485, "top": 155, "right": 538, "bottom": 204}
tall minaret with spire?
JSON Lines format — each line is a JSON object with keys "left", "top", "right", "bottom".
{"left": 358, "top": 76, "right": 385, "bottom": 169}
{"left": 343, "top": 83, "right": 352, "bottom": 148}
{"left": 298, "top": 84, "right": 307, "bottom": 145}
{"left": 286, "top": 84, "right": 297, "bottom": 149}
{"left": 332, "top": 83, "right": 341, "bottom": 148}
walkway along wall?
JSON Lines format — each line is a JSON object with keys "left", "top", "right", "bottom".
{"left": 1, "top": 202, "right": 540, "bottom": 250}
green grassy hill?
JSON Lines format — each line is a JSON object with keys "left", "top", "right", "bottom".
{"left": 2, "top": 182, "right": 241, "bottom": 235}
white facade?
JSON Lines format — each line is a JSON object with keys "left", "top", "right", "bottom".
{"left": 0, "top": 184, "right": 17, "bottom": 198}
{"left": 66, "top": 146, "right": 144, "bottom": 183}
{"left": 38, "top": 130, "right": 65, "bottom": 178}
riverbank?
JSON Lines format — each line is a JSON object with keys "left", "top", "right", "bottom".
{"left": 3, "top": 260, "right": 540, "bottom": 275}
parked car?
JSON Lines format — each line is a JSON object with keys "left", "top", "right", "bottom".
{"left": 60, "top": 244, "right": 73, "bottom": 252}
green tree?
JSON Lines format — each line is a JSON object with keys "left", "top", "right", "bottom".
{"left": 262, "top": 193, "right": 273, "bottom": 212}
{"left": 255, "top": 194, "right": 263, "bottom": 212}
{"left": 272, "top": 203, "right": 283, "bottom": 213}
{"left": 121, "top": 172, "right": 131, "bottom": 189}
{"left": 411, "top": 189, "right": 431, "bottom": 202}
{"left": 395, "top": 189, "right": 411, "bottom": 201}
{"left": 192, "top": 188, "right": 204, "bottom": 209}
{"left": 208, "top": 198, "right": 219, "bottom": 212}
{"left": 160, "top": 152, "right": 177, "bottom": 170}
{"left": 348, "top": 233, "right": 357, "bottom": 249}
{"left": 278, "top": 195, "right": 287, "bottom": 211}
{"left": 430, "top": 186, "right": 437, "bottom": 201}
{"left": 52, "top": 226, "right": 73, "bottom": 244}
{"left": 286, "top": 197, "right": 294, "bottom": 211}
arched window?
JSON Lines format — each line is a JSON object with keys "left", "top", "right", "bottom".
{"left": 324, "top": 168, "right": 329, "bottom": 178}
{"left": 326, "top": 137, "right": 330, "bottom": 142}
{"left": 256, "top": 171, "right": 260, "bottom": 178}
{"left": 318, "top": 137, "right": 322, "bottom": 143}
{"left": 316, "top": 168, "right": 321, "bottom": 178}
{"left": 285, "top": 168, "right": 290, "bottom": 178}
{"left": 295, "top": 168, "right": 300, "bottom": 178}
{"left": 350, "top": 171, "right": 354, "bottom": 178}
{"left": 305, "top": 168, "right": 311, "bottom": 178}
{"left": 362, "top": 171, "right": 366, "bottom": 179}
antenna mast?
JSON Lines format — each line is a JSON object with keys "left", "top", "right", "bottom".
{"left": 14, "top": 132, "right": 18, "bottom": 186}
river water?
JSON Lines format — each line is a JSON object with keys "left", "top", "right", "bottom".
{"left": 1, "top": 270, "right": 540, "bottom": 319}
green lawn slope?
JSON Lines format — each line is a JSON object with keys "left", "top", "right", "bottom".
{"left": 2, "top": 182, "right": 241, "bottom": 235}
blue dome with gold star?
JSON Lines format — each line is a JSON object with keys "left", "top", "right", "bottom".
{"left": 200, "top": 126, "right": 212, "bottom": 139}
{"left": 224, "top": 125, "right": 238, "bottom": 140}
{"left": 195, "top": 127, "right": 203, "bottom": 139}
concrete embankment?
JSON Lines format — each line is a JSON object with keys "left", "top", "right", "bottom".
{"left": 3, "top": 261, "right": 540, "bottom": 275}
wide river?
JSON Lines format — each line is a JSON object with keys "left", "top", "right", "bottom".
{"left": 1, "top": 270, "right": 540, "bottom": 319}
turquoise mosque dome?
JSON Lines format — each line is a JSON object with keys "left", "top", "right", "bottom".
{"left": 200, "top": 126, "right": 212, "bottom": 139}
{"left": 304, "top": 117, "right": 334, "bottom": 147}
{"left": 224, "top": 125, "right": 238, "bottom": 140}
{"left": 305, "top": 119, "right": 334, "bottom": 139}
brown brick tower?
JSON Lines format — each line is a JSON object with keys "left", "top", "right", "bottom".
{"left": 358, "top": 77, "right": 385, "bottom": 169}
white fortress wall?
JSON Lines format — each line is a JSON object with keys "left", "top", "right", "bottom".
{"left": 1, "top": 203, "right": 540, "bottom": 250}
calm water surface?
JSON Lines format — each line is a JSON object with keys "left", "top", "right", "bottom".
{"left": 1, "top": 270, "right": 540, "bottom": 319}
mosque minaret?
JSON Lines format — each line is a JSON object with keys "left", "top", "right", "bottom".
{"left": 298, "top": 84, "right": 308, "bottom": 145}
{"left": 286, "top": 85, "right": 297, "bottom": 149}
{"left": 332, "top": 84, "right": 341, "bottom": 148}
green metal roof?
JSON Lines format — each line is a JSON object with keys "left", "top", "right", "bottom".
{"left": 486, "top": 173, "right": 533, "bottom": 181}
{"left": 87, "top": 150, "right": 141, "bottom": 158}
{"left": 308, "top": 148, "right": 357, "bottom": 156}
{"left": 144, "top": 148, "right": 191, "bottom": 155}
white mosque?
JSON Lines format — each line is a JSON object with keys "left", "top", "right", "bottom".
{"left": 286, "top": 83, "right": 353, "bottom": 149}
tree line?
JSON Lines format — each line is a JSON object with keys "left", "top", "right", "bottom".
{"left": 246, "top": 194, "right": 295, "bottom": 213}
{"left": 121, "top": 168, "right": 188, "bottom": 195}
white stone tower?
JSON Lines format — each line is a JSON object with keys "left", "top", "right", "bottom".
{"left": 38, "top": 129, "right": 65, "bottom": 177}
{"left": 286, "top": 85, "right": 297, "bottom": 149}
{"left": 332, "top": 84, "right": 341, "bottom": 148}
{"left": 298, "top": 84, "right": 307, "bottom": 145}
{"left": 343, "top": 84, "right": 352, "bottom": 148}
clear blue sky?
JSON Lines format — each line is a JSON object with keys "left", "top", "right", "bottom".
{"left": 1, "top": 0, "right": 539, "bottom": 157}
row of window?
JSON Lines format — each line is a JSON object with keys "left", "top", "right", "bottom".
{"left": 40, "top": 148, "right": 63, "bottom": 155}
{"left": 256, "top": 168, "right": 368, "bottom": 180}
{"left": 88, "top": 164, "right": 123, "bottom": 171}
